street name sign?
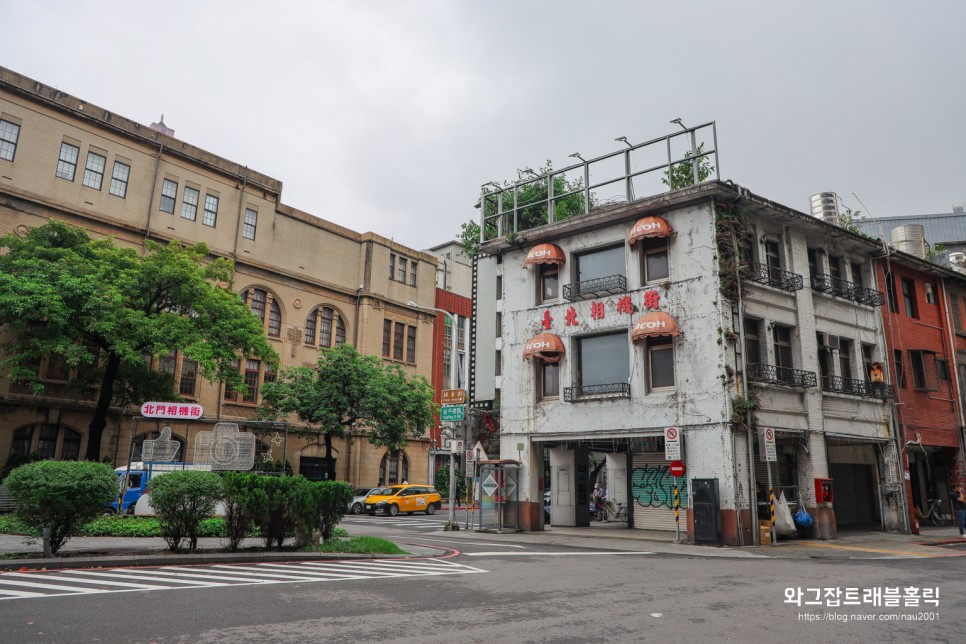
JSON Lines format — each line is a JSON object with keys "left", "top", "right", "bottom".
{"left": 441, "top": 389, "right": 466, "bottom": 405}
{"left": 441, "top": 405, "right": 465, "bottom": 422}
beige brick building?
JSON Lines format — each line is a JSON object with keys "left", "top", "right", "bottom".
{"left": 0, "top": 66, "right": 440, "bottom": 486}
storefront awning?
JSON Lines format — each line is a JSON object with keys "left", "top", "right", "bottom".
{"left": 523, "top": 333, "right": 565, "bottom": 363}
{"left": 627, "top": 216, "right": 672, "bottom": 244}
{"left": 523, "top": 243, "right": 566, "bottom": 268}
{"left": 631, "top": 311, "right": 680, "bottom": 341}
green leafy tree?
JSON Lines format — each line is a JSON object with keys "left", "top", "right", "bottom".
{"left": 662, "top": 143, "right": 715, "bottom": 190}
{"left": 259, "top": 344, "right": 436, "bottom": 481}
{"left": 148, "top": 470, "right": 224, "bottom": 552}
{"left": 4, "top": 460, "right": 117, "bottom": 555}
{"left": 838, "top": 206, "right": 870, "bottom": 237}
{"left": 220, "top": 471, "right": 258, "bottom": 551}
{"left": 460, "top": 162, "right": 592, "bottom": 258}
{"left": 313, "top": 480, "right": 353, "bottom": 541}
{"left": 434, "top": 465, "right": 465, "bottom": 500}
{"left": 0, "top": 220, "right": 279, "bottom": 460}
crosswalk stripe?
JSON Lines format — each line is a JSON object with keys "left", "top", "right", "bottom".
{"left": 56, "top": 570, "right": 212, "bottom": 587}
{"left": 148, "top": 567, "right": 277, "bottom": 583}
{"left": 0, "top": 578, "right": 107, "bottom": 594}
{"left": 206, "top": 565, "right": 338, "bottom": 580}
{"left": 342, "top": 561, "right": 462, "bottom": 573}
{"left": 102, "top": 569, "right": 223, "bottom": 585}
{"left": 224, "top": 564, "right": 361, "bottom": 579}
{"left": 1, "top": 572, "right": 168, "bottom": 590}
{"left": 295, "top": 562, "right": 417, "bottom": 577}
{"left": 0, "top": 588, "right": 46, "bottom": 598}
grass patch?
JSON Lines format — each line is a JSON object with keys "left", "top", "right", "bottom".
{"left": 309, "top": 536, "right": 408, "bottom": 555}
{"left": 0, "top": 515, "right": 257, "bottom": 538}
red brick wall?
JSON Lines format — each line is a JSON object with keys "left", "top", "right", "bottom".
{"left": 429, "top": 288, "right": 473, "bottom": 453}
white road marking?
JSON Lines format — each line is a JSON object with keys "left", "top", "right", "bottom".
{"left": 0, "top": 559, "right": 486, "bottom": 601}
{"left": 464, "top": 551, "right": 654, "bottom": 556}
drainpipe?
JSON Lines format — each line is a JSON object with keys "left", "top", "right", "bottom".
{"left": 142, "top": 139, "right": 164, "bottom": 247}
{"left": 231, "top": 170, "right": 249, "bottom": 260}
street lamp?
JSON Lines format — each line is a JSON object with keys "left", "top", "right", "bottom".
{"left": 407, "top": 301, "right": 460, "bottom": 530}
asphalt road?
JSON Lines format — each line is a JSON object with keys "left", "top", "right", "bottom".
{"left": 1, "top": 516, "right": 963, "bottom": 643}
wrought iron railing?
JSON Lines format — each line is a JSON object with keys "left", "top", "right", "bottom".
{"left": 811, "top": 274, "right": 885, "bottom": 306}
{"left": 747, "top": 363, "right": 817, "bottom": 388}
{"left": 563, "top": 274, "right": 627, "bottom": 301}
{"left": 822, "top": 376, "right": 895, "bottom": 400}
{"left": 564, "top": 382, "right": 631, "bottom": 402}
{"left": 746, "top": 262, "right": 804, "bottom": 292}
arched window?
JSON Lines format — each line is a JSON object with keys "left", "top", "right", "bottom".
{"left": 11, "top": 426, "right": 33, "bottom": 456}
{"left": 379, "top": 451, "right": 410, "bottom": 485}
{"left": 242, "top": 287, "right": 282, "bottom": 338}
{"left": 304, "top": 306, "right": 348, "bottom": 348}
{"left": 8, "top": 424, "right": 83, "bottom": 461}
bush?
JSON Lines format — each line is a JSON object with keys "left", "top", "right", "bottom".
{"left": 4, "top": 460, "right": 117, "bottom": 555}
{"left": 148, "top": 470, "right": 223, "bottom": 552}
{"left": 221, "top": 472, "right": 260, "bottom": 552}
{"left": 435, "top": 466, "right": 465, "bottom": 500}
{"left": 314, "top": 481, "right": 353, "bottom": 541}
{"left": 248, "top": 475, "right": 318, "bottom": 549}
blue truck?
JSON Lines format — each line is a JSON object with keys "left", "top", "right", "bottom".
{"left": 109, "top": 462, "right": 212, "bottom": 514}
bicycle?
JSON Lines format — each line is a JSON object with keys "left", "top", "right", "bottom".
{"left": 915, "top": 498, "right": 948, "bottom": 527}
{"left": 602, "top": 500, "right": 628, "bottom": 522}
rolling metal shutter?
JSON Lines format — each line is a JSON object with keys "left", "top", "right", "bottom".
{"left": 631, "top": 452, "right": 687, "bottom": 533}
{"left": 830, "top": 463, "right": 858, "bottom": 525}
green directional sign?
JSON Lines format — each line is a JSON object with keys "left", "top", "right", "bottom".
{"left": 441, "top": 405, "right": 465, "bottom": 422}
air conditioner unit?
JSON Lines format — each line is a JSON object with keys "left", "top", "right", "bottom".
{"left": 817, "top": 332, "right": 840, "bottom": 350}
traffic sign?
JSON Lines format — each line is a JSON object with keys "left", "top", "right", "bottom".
{"left": 664, "top": 427, "right": 681, "bottom": 460}
{"left": 761, "top": 427, "right": 777, "bottom": 462}
{"left": 441, "top": 389, "right": 466, "bottom": 405}
{"left": 669, "top": 460, "right": 685, "bottom": 477}
{"left": 441, "top": 405, "right": 465, "bottom": 422}
{"left": 465, "top": 449, "right": 475, "bottom": 462}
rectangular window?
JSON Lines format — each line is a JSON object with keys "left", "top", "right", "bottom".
{"left": 319, "top": 308, "right": 333, "bottom": 347}
{"left": 0, "top": 118, "right": 20, "bottom": 161}
{"left": 389, "top": 254, "right": 396, "bottom": 281}
{"left": 495, "top": 312, "right": 502, "bottom": 338}
{"left": 82, "top": 151, "right": 106, "bottom": 190}
{"left": 410, "top": 262, "right": 417, "bottom": 287}
{"left": 179, "top": 359, "right": 197, "bottom": 396}
{"left": 744, "top": 318, "right": 760, "bottom": 366}
{"left": 243, "top": 208, "right": 257, "bottom": 240}
{"left": 457, "top": 320, "right": 466, "bottom": 352}
{"left": 159, "top": 351, "right": 176, "bottom": 376}
{"left": 818, "top": 335, "right": 833, "bottom": 389}
{"left": 109, "top": 161, "right": 130, "bottom": 197}
{"left": 648, "top": 340, "right": 675, "bottom": 390}
{"left": 496, "top": 275, "right": 503, "bottom": 300}
{"left": 248, "top": 289, "right": 266, "bottom": 322}
{"left": 11, "top": 427, "right": 33, "bottom": 455}
{"left": 838, "top": 338, "right": 854, "bottom": 379}
{"left": 305, "top": 312, "right": 317, "bottom": 345}
{"left": 577, "top": 245, "right": 625, "bottom": 284}
{"left": 641, "top": 237, "right": 669, "bottom": 283}
{"left": 56, "top": 142, "right": 80, "bottom": 181}
{"left": 160, "top": 179, "right": 178, "bottom": 213}
{"left": 243, "top": 359, "right": 261, "bottom": 403}
{"left": 862, "top": 344, "right": 876, "bottom": 380}
{"left": 224, "top": 360, "right": 241, "bottom": 401}
{"left": 924, "top": 281, "right": 937, "bottom": 305}
{"left": 382, "top": 319, "right": 393, "bottom": 357}
{"left": 807, "top": 248, "right": 819, "bottom": 279}
{"left": 539, "top": 264, "right": 559, "bottom": 303}
{"left": 37, "top": 424, "right": 58, "bottom": 460}
{"left": 407, "top": 325, "right": 417, "bottom": 363}
{"left": 393, "top": 322, "right": 405, "bottom": 361}
{"left": 44, "top": 354, "right": 69, "bottom": 382}
{"left": 539, "top": 361, "right": 559, "bottom": 398}
{"left": 577, "top": 332, "right": 629, "bottom": 388}
{"left": 181, "top": 186, "right": 199, "bottom": 221}
{"left": 828, "top": 256, "right": 842, "bottom": 282}
{"left": 398, "top": 258, "right": 407, "bottom": 283}
{"left": 885, "top": 272, "right": 898, "bottom": 313}
{"left": 910, "top": 350, "right": 926, "bottom": 389}
{"left": 850, "top": 261, "right": 864, "bottom": 287}
{"left": 953, "top": 294, "right": 964, "bottom": 333}
{"left": 202, "top": 194, "right": 219, "bottom": 227}
{"left": 894, "top": 350, "right": 905, "bottom": 388}
{"left": 61, "top": 429, "right": 81, "bottom": 461}
{"left": 773, "top": 325, "right": 793, "bottom": 370}
{"left": 764, "top": 239, "right": 782, "bottom": 278}
{"left": 901, "top": 277, "right": 918, "bottom": 318}
{"left": 937, "top": 358, "right": 950, "bottom": 381}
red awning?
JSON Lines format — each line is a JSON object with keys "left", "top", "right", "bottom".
{"left": 627, "top": 216, "right": 673, "bottom": 244}
{"left": 631, "top": 312, "right": 680, "bottom": 341}
{"left": 523, "top": 243, "right": 566, "bottom": 268}
{"left": 523, "top": 333, "right": 566, "bottom": 363}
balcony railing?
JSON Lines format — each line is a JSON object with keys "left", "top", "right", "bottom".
{"left": 563, "top": 274, "right": 627, "bottom": 302}
{"left": 811, "top": 274, "right": 886, "bottom": 307}
{"left": 822, "top": 376, "right": 895, "bottom": 400}
{"left": 747, "top": 363, "right": 817, "bottom": 388}
{"left": 564, "top": 382, "right": 631, "bottom": 402}
{"left": 746, "top": 262, "right": 803, "bottom": 292}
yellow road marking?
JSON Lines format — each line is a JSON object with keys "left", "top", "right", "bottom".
{"left": 785, "top": 541, "right": 939, "bottom": 557}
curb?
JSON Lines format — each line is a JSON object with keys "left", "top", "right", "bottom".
{"left": 0, "top": 548, "right": 447, "bottom": 572}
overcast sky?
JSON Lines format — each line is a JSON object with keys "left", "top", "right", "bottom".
{"left": 4, "top": 1, "right": 965, "bottom": 251}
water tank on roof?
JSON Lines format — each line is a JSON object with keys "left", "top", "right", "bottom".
{"left": 891, "top": 224, "right": 927, "bottom": 258}
{"left": 809, "top": 192, "right": 840, "bottom": 226}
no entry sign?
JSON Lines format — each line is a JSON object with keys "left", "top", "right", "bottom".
{"left": 669, "top": 460, "right": 685, "bottom": 477}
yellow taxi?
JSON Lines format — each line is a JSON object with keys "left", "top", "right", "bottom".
{"left": 364, "top": 485, "right": 442, "bottom": 516}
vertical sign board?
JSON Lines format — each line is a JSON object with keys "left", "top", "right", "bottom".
{"left": 761, "top": 427, "right": 778, "bottom": 462}
{"left": 664, "top": 427, "right": 681, "bottom": 461}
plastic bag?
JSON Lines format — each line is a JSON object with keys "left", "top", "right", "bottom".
{"left": 774, "top": 491, "right": 798, "bottom": 536}
{"left": 793, "top": 506, "right": 815, "bottom": 529}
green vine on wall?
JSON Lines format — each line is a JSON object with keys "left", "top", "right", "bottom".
{"left": 714, "top": 202, "right": 753, "bottom": 303}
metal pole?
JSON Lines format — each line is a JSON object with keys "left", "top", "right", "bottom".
{"left": 673, "top": 477, "right": 681, "bottom": 543}
{"left": 118, "top": 417, "right": 140, "bottom": 515}
{"left": 448, "top": 435, "right": 456, "bottom": 529}
{"left": 765, "top": 458, "right": 775, "bottom": 545}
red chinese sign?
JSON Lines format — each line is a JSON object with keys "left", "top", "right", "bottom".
{"left": 140, "top": 402, "right": 204, "bottom": 420}
{"left": 565, "top": 306, "right": 579, "bottom": 326}
{"left": 542, "top": 310, "right": 553, "bottom": 330}
{"left": 537, "top": 290, "right": 663, "bottom": 330}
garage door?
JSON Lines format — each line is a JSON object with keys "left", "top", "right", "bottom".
{"left": 631, "top": 452, "right": 687, "bottom": 532}
{"left": 830, "top": 463, "right": 874, "bottom": 526}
